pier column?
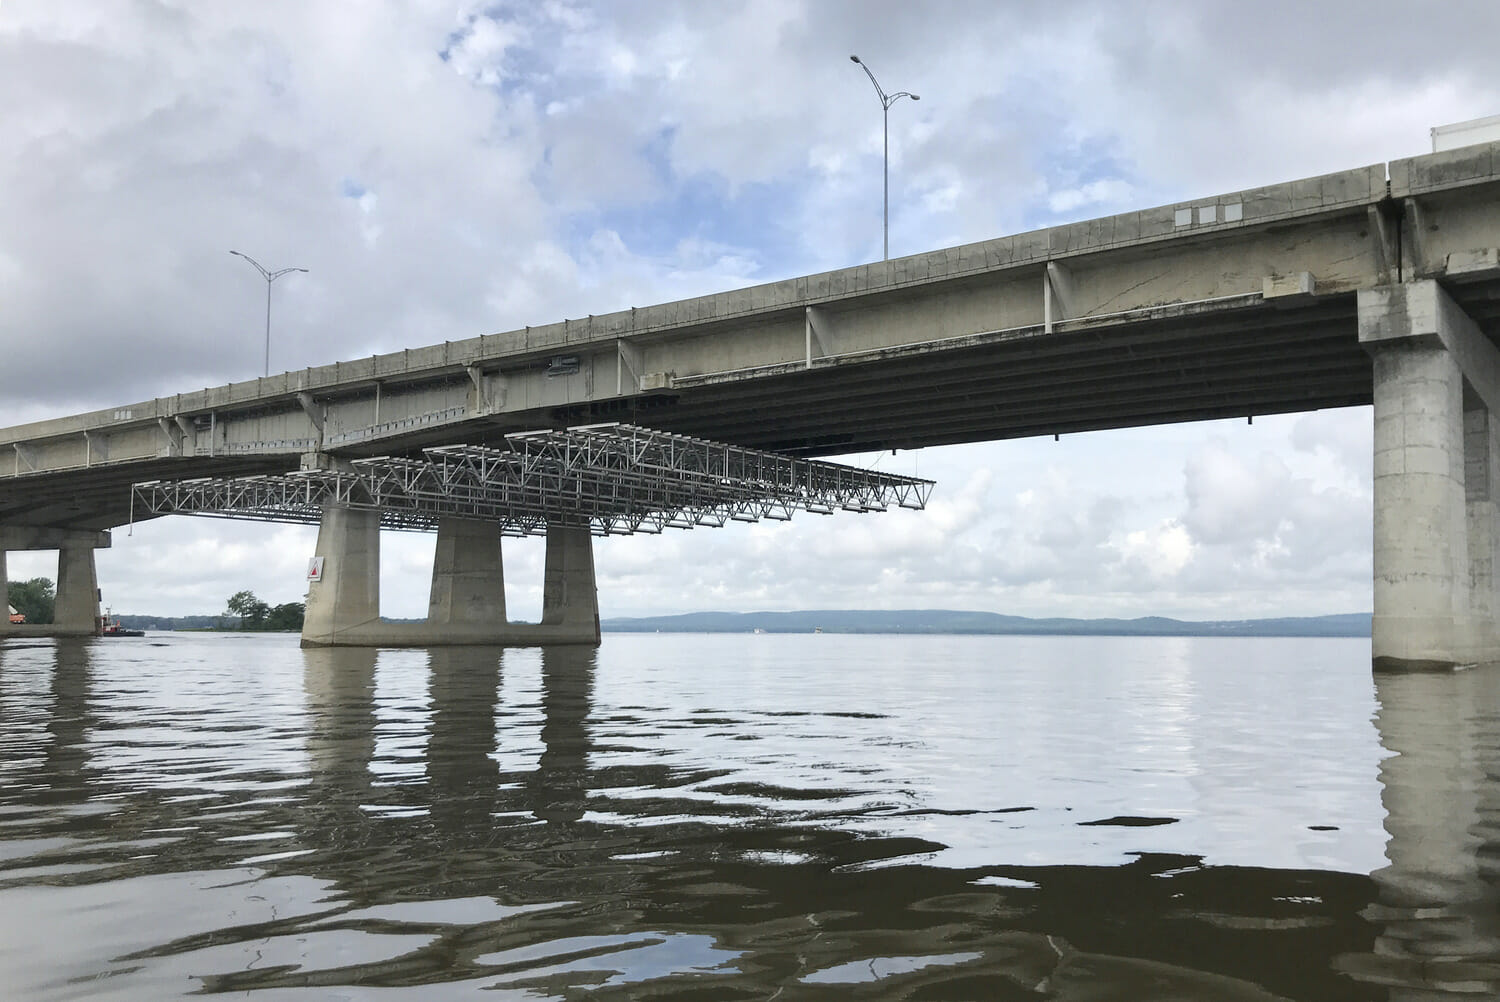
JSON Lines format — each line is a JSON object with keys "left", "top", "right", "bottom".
{"left": 0, "top": 529, "right": 110, "bottom": 637}
{"left": 1361, "top": 281, "right": 1500, "bottom": 669}
{"left": 428, "top": 518, "right": 506, "bottom": 625}
{"left": 1466, "top": 393, "right": 1500, "bottom": 658}
{"left": 541, "top": 523, "right": 600, "bottom": 644}
{"left": 0, "top": 550, "right": 9, "bottom": 632}
{"left": 53, "top": 545, "right": 100, "bottom": 636}
{"left": 302, "top": 506, "right": 381, "bottom": 647}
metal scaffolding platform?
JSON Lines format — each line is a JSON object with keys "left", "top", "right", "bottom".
{"left": 131, "top": 423, "right": 934, "bottom": 535}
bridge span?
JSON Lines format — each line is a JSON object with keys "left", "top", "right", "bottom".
{"left": 4, "top": 142, "right": 1500, "bottom": 666}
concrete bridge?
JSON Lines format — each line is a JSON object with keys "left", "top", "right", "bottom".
{"left": 4, "top": 142, "right": 1500, "bottom": 666}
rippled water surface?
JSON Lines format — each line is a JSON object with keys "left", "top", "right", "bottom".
{"left": 2, "top": 631, "right": 1497, "bottom": 999}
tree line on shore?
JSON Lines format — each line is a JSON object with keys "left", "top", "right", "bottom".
{"left": 6, "top": 578, "right": 54, "bottom": 624}
{"left": 4, "top": 580, "right": 303, "bottom": 632}
{"left": 224, "top": 591, "right": 305, "bottom": 631}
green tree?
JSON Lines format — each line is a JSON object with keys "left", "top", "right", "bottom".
{"left": 265, "top": 602, "right": 305, "bottom": 632}
{"left": 7, "top": 578, "right": 55, "bottom": 625}
{"left": 225, "top": 590, "right": 271, "bottom": 630}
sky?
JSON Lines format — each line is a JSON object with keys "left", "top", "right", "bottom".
{"left": 3, "top": 0, "right": 1499, "bottom": 621}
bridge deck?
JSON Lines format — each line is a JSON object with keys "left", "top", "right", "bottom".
{"left": 5, "top": 142, "right": 1500, "bottom": 530}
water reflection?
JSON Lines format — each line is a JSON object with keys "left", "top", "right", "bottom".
{"left": 6, "top": 635, "right": 1477, "bottom": 999}
{"left": 39, "top": 641, "right": 94, "bottom": 805}
{"left": 531, "top": 646, "right": 593, "bottom": 826}
{"left": 426, "top": 647, "right": 503, "bottom": 834}
{"left": 1337, "top": 666, "right": 1500, "bottom": 997}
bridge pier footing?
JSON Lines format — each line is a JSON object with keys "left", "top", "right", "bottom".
{"left": 0, "top": 533, "right": 106, "bottom": 638}
{"left": 300, "top": 507, "right": 599, "bottom": 648}
{"left": 1361, "top": 280, "right": 1500, "bottom": 670}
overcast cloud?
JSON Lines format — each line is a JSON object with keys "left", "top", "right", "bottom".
{"left": 4, "top": 1, "right": 1497, "bottom": 620}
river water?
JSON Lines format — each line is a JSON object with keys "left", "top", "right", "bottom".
{"left": 0, "top": 631, "right": 1496, "bottom": 1000}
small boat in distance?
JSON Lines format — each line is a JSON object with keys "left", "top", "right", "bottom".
{"left": 99, "top": 610, "right": 145, "bottom": 638}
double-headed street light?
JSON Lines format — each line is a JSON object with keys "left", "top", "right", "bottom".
{"left": 850, "top": 55, "right": 919, "bottom": 261}
{"left": 230, "top": 250, "right": 308, "bottom": 377}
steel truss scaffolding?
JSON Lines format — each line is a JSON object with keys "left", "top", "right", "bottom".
{"left": 131, "top": 423, "right": 934, "bottom": 535}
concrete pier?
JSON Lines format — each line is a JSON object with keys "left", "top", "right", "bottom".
{"left": 54, "top": 545, "right": 100, "bottom": 635}
{"left": 540, "top": 524, "right": 601, "bottom": 645}
{"left": 428, "top": 517, "right": 506, "bottom": 626}
{"left": 301, "top": 506, "right": 382, "bottom": 646}
{"left": 0, "top": 528, "right": 108, "bottom": 638}
{"left": 300, "top": 506, "right": 600, "bottom": 648}
{"left": 1361, "top": 281, "right": 1500, "bottom": 669}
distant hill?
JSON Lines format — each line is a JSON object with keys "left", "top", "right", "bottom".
{"left": 108, "top": 609, "right": 1371, "bottom": 638}
{"left": 600, "top": 610, "right": 1371, "bottom": 638}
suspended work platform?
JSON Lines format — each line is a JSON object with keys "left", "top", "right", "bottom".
{"left": 127, "top": 424, "right": 934, "bottom": 649}
{"left": 130, "top": 423, "right": 934, "bottom": 534}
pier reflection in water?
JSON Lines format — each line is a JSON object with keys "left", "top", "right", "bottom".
{"left": 2, "top": 633, "right": 1495, "bottom": 998}
{"left": 1337, "top": 667, "right": 1500, "bottom": 998}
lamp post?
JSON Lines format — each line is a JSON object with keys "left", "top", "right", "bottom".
{"left": 230, "top": 250, "right": 308, "bottom": 377}
{"left": 850, "top": 55, "right": 919, "bottom": 261}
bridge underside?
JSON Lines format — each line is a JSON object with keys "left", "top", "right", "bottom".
{"left": 9, "top": 281, "right": 1500, "bottom": 534}
{"left": 565, "top": 293, "right": 1382, "bottom": 455}
{"left": 132, "top": 424, "right": 932, "bottom": 534}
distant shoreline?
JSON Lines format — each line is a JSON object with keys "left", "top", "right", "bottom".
{"left": 105, "top": 609, "right": 1372, "bottom": 638}
{"left": 601, "top": 610, "right": 1371, "bottom": 638}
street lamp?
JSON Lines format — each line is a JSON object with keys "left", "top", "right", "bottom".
{"left": 229, "top": 250, "right": 308, "bottom": 377}
{"left": 850, "top": 54, "right": 919, "bottom": 261}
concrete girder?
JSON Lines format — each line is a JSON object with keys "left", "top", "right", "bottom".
{"left": 804, "top": 306, "right": 830, "bottom": 368}
{"left": 466, "top": 365, "right": 508, "bottom": 414}
{"left": 1367, "top": 202, "right": 1401, "bottom": 286}
{"left": 1043, "top": 260, "right": 1074, "bottom": 333}
{"left": 1360, "top": 282, "right": 1500, "bottom": 418}
{"left": 0, "top": 527, "right": 111, "bottom": 550}
{"left": 157, "top": 417, "right": 183, "bottom": 457}
{"left": 615, "top": 341, "right": 642, "bottom": 393}
{"left": 296, "top": 392, "right": 324, "bottom": 431}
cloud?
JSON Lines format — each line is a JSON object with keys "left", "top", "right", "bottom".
{"left": 1111, "top": 520, "right": 1195, "bottom": 580}
{"left": 1047, "top": 178, "right": 1135, "bottom": 214}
